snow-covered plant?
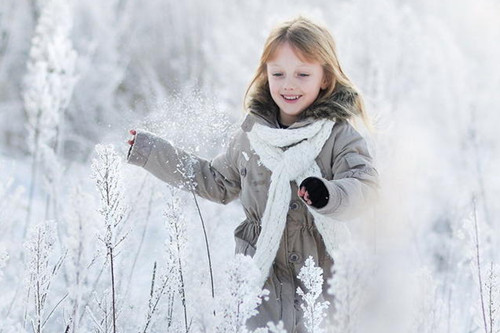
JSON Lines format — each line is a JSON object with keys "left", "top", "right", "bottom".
{"left": 409, "top": 268, "right": 445, "bottom": 333}
{"left": 0, "top": 170, "right": 25, "bottom": 333}
{"left": 23, "top": 0, "right": 77, "bottom": 151}
{"left": 91, "top": 144, "right": 128, "bottom": 333}
{"left": 178, "top": 153, "right": 217, "bottom": 311}
{"left": 0, "top": 244, "right": 8, "bottom": 282}
{"left": 23, "top": 0, "right": 77, "bottom": 232}
{"left": 91, "top": 144, "right": 128, "bottom": 251}
{"left": 0, "top": 174, "right": 24, "bottom": 236}
{"left": 140, "top": 261, "right": 177, "bottom": 333}
{"left": 215, "top": 254, "right": 269, "bottom": 333}
{"left": 486, "top": 263, "right": 500, "bottom": 332}
{"left": 65, "top": 0, "right": 131, "bottom": 149}
{"left": 86, "top": 289, "right": 114, "bottom": 333}
{"left": 296, "top": 256, "right": 330, "bottom": 333}
{"left": 467, "top": 198, "right": 499, "bottom": 333}
{"left": 484, "top": 263, "right": 499, "bottom": 333}
{"left": 327, "top": 244, "right": 371, "bottom": 333}
{"left": 164, "top": 192, "right": 189, "bottom": 332}
{"left": 62, "top": 185, "right": 100, "bottom": 332}
{"left": 24, "top": 220, "right": 64, "bottom": 333}
{"left": 0, "top": 175, "right": 13, "bottom": 220}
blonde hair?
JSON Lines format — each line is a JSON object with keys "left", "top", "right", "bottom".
{"left": 245, "top": 16, "right": 371, "bottom": 128}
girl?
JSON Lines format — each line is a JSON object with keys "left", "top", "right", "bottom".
{"left": 127, "top": 17, "right": 378, "bottom": 332}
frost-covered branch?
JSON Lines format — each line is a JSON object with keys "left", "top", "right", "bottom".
{"left": 410, "top": 268, "right": 445, "bottom": 333}
{"left": 468, "top": 197, "right": 499, "bottom": 333}
{"left": 164, "top": 193, "right": 189, "bottom": 332}
{"left": 0, "top": 245, "right": 8, "bottom": 282}
{"left": 0, "top": 174, "right": 24, "bottom": 236}
{"left": 62, "top": 186, "right": 100, "bottom": 332}
{"left": 178, "top": 153, "right": 216, "bottom": 307}
{"left": 86, "top": 292, "right": 111, "bottom": 333}
{"left": 141, "top": 261, "right": 176, "bottom": 333}
{"left": 22, "top": 0, "right": 77, "bottom": 234}
{"left": 328, "top": 244, "right": 371, "bottom": 333}
{"left": 24, "top": 221, "right": 64, "bottom": 333}
{"left": 215, "top": 254, "right": 269, "bottom": 333}
{"left": 24, "top": 0, "right": 77, "bottom": 151}
{"left": 91, "top": 144, "right": 128, "bottom": 333}
{"left": 472, "top": 197, "right": 489, "bottom": 333}
{"left": 485, "top": 263, "right": 498, "bottom": 333}
{"left": 297, "top": 256, "right": 330, "bottom": 333}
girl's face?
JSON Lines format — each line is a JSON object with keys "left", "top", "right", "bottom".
{"left": 267, "top": 42, "right": 326, "bottom": 126}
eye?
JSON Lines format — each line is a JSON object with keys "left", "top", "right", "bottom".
{"left": 272, "top": 73, "right": 283, "bottom": 77}
{"left": 298, "top": 73, "right": 310, "bottom": 77}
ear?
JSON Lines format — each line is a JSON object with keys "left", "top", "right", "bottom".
{"left": 320, "top": 76, "right": 329, "bottom": 90}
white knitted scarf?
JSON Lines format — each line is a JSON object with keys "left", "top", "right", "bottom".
{"left": 247, "top": 119, "right": 351, "bottom": 287}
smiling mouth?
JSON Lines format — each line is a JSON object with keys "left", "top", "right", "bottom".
{"left": 282, "top": 95, "right": 302, "bottom": 101}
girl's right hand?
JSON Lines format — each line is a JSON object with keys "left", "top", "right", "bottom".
{"left": 128, "top": 129, "right": 136, "bottom": 145}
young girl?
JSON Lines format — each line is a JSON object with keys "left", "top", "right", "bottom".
{"left": 127, "top": 17, "right": 378, "bottom": 332}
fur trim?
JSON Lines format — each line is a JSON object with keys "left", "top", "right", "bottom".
{"left": 248, "top": 85, "right": 359, "bottom": 122}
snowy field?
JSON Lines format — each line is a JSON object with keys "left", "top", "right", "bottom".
{"left": 1, "top": 0, "right": 499, "bottom": 332}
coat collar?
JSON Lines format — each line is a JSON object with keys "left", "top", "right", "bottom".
{"left": 242, "top": 85, "right": 358, "bottom": 132}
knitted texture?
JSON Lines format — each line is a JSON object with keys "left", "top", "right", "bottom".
{"left": 247, "top": 119, "right": 351, "bottom": 287}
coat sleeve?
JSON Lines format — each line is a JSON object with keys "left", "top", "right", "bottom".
{"left": 310, "top": 121, "right": 379, "bottom": 219}
{"left": 127, "top": 130, "right": 242, "bottom": 204}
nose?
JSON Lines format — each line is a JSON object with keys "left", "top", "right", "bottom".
{"left": 283, "top": 77, "right": 296, "bottom": 91}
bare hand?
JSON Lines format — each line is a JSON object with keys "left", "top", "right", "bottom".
{"left": 298, "top": 186, "right": 312, "bottom": 206}
{"left": 128, "top": 129, "right": 136, "bottom": 146}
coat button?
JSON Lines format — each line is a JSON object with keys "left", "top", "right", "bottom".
{"left": 289, "top": 252, "right": 300, "bottom": 263}
{"left": 289, "top": 201, "right": 299, "bottom": 210}
{"left": 240, "top": 168, "right": 247, "bottom": 177}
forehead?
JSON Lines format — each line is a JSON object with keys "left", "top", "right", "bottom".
{"left": 267, "top": 42, "right": 319, "bottom": 67}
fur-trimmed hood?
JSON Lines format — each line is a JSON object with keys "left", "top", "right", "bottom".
{"left": 247, "top": 84, "right": 360, "bottom": 124}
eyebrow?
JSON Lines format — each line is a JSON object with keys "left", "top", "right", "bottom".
{"left": 267, "top": 63, "right": 314, "bottom": 68}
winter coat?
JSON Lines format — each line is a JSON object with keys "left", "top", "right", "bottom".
{"left": 127, "top": 85, "right": 379, "bottom": 332}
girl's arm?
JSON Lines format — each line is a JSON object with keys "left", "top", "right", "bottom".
{"left": 127, "top": 129, "right": 241, "bottom": 204}
{"left": 299, "top": 121, "right": 379, "bottom": 219}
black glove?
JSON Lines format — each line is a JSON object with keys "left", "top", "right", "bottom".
{"left": 299, "top": 177, "right": 329, "bottom": 209}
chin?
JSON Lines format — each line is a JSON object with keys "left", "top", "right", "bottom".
{"left": 280, "top": 107, "right": 304, "bottom": 117}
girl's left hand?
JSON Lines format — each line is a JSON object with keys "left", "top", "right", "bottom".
{"left": 298, "top": 186, "right": 313, "bottom": 206}
{"left": 298, "top": 177, "right": 329, "bottom": 208}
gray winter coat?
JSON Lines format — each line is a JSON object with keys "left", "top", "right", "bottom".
{"left": 127, "top": 85, "right": 379, "bottom": 332}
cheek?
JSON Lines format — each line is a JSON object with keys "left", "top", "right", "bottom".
{"left": 268, "top": 80, "right": 280, "bottom": 95}
{"left": 307, "top": 80, "right": 323, "bottom": 93}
